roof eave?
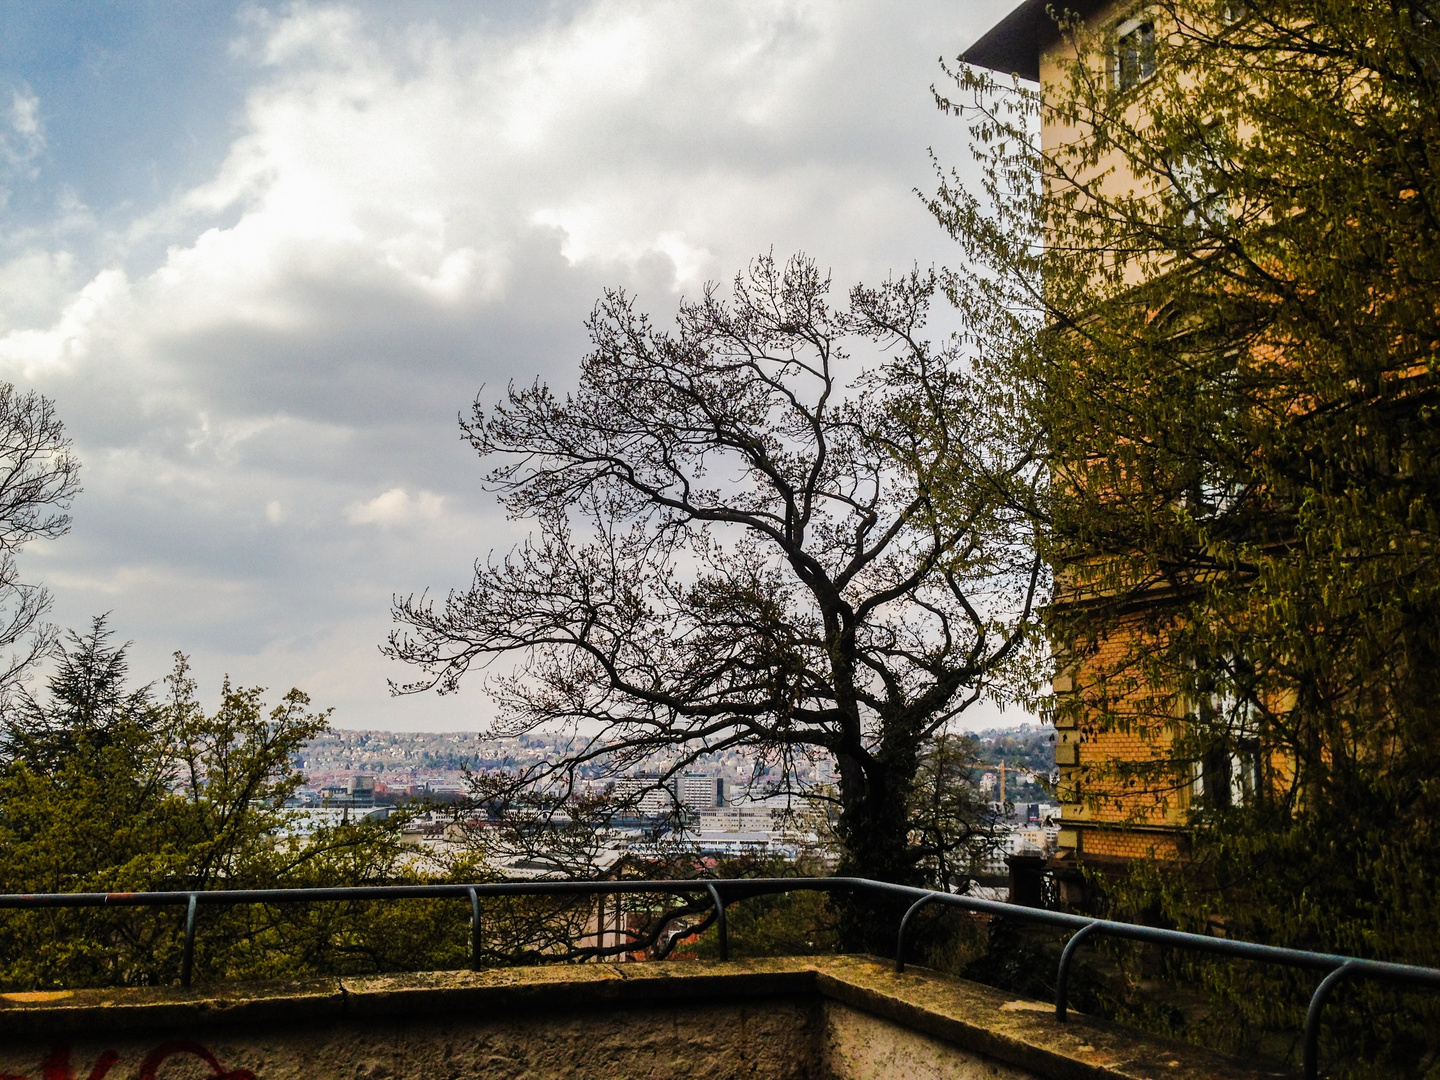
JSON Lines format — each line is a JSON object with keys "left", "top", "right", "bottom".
{"left": 959, "top": 0, "right": 1108, "bottom": 82}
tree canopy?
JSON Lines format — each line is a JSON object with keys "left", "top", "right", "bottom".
{"left": 0, "top": 619, "right": 481, "bottom": 989}
{"left": 389, "top": 254, "right": 1043, "bottom": 907}
{"left": 932, "top": 0, "right": 1440, "bottom": 1071}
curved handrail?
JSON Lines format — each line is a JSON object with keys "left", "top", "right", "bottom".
{"left": 0, "top": 874, "right": 1434, "bottom": 1077}
{"left": 1054, "top": 920, "right": 1101, "bottom": 1023}
{"left": 893, "top": 893, "right": 938, "bottom": 974}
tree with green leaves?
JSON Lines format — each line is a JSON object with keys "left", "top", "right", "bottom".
{"left": 933, "top": 0, "right": 1440, "bottom": 1071}
{"left": 0, "top": 618, "right": 478, "bottom": 989}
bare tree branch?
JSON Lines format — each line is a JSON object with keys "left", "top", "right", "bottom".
{"left": 387, "top": 253, "right": 1045, "bottom": 898}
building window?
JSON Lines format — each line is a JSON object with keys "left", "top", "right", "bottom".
{"left": 1185, "top": 458, "right": 1242, "bottom": 518}
{"left": 1172, "top": 152, "right": 1231, "bottom": 230}
{"left": 1189, "top": 651, "right": 1262, "bottom": 809}
{"left": 1116, "top": 18, "right": 1156, "bottom": 90}
{"left": 1194, "top": 741, "right": 1261, "bottom": 809}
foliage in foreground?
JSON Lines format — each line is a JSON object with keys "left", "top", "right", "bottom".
{"left": 932, "top": 0, "right": 1440, "bottom": 1073}
{"left": 0, "top": 618, "right": 486, "bottom": 989}
{"left": 0, "top": 619, "right": 881, "bottom": 987}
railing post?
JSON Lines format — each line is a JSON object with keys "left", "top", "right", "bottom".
{"left": 705, "top": 883, "right": 728, "bottom": 962}
{"left": 1055, "top": 921, "right": 1101, "bottom": 1022}
{"left": 468, "top": 887, "right": 481, "bottom": 972}
{"left": 1303, "top": 962, "right": 1355, "bottom": 1080}
{"left": 895, "top": 895, "right": 935, "bottom": 973}
{"left": 181, "top": 893, "right": 198, "bottom": 990}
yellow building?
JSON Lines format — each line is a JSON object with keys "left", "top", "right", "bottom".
{"left": 962, "top": 0, "right": 1210, "bottom": 875}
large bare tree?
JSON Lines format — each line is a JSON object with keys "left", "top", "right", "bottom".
{"left": 387, "top": 253, "right": 1042, "bottom": 893}
{"left": 0, "top": 385, "right": 80, "bottom": 698}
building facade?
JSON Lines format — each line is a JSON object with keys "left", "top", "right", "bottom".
{"left": 963, "top": 0, "right": 1220, "bottom": 872}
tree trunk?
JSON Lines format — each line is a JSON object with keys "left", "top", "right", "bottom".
{"left": 834, "top": 743, "right": 918, "bottom": 953}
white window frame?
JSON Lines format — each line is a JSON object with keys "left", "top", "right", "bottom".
{"left": 1115, "top": 15, "right": 1158, "bottom": 91}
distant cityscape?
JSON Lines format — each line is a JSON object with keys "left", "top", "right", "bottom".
{"left": 293, "top": 729, "right": 831, "bottom": 803}
{"left": 289, "top": 724, "right": 1060, "bottom": 882}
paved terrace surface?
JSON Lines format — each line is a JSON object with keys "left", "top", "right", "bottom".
{"left": 0, "top": 955, "right": 1285, "bottom": 1080}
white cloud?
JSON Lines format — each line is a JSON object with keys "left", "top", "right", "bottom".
{"left": 9, "top": 89, "right": 40, "bottom": 139}
{"left": 347, "top": 487, "right": 445, "bottom": 527}
{"left": 0, "top": 0, "right": 1017, "bottom": 727}
{"left": 0, "top": 268, "right": 130, "bottom": 380}
{"left": 2, "top": 88, "right": 44, "bottom": 176}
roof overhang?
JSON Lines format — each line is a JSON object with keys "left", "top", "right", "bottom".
{"left": 960, "top": 0, "right": 1108, "bottom": 82}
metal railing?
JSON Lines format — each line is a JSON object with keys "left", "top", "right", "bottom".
{"left": 0, "top": 876, "right": 1436, "bottom": 1080}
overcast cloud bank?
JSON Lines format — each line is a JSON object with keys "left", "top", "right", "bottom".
{"left": 0, "top": 0, "right": 1015, "bottom": 729}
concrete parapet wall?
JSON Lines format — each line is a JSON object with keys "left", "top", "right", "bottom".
{"left": 0, "top": 956, "right": 1280, "bottom": 1080}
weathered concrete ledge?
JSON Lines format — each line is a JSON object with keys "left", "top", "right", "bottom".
{"left": 0, "top": 956, "right": 1285, "bottom": 1080}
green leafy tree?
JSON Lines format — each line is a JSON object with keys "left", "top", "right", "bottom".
{"left": 933, "top": 0, "right": 1440, "bottom": 1072}
{"left": 908, "top": 733, "right": 1003, "bottom": 893}
{"left": 0, "top": 618, "right": 480, "bottom": 989}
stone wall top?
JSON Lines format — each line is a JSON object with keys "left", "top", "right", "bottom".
{"left": 0, "top": 956, "right": 1283, "bottom": 1080}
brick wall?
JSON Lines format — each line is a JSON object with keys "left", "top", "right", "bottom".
{"left": 1053, "top": 614, "right": 1192, "bottom": 857}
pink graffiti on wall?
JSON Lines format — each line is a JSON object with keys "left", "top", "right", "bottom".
{"left": 1, "top": 1042, "right": 255, "bottom": 1080}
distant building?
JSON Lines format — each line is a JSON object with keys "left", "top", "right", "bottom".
{"left": 347, "top": 774, "right": 376, "bottom": 807}
{"left": 612, "top": 776, "right": 676, "bottom": 816}
{"left": 610, "top": 773, "right": 725, "bottom": 816}
{"left": 282, "top": 805, "right": 391, "bottom": 835}
{"left": 308, "top": 774, "right": 378, "bottom": 811}
{"left": 677, "top": 774, "right": 724, "bottom": 810}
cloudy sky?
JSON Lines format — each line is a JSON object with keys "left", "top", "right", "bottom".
{"left": 0, "top": 0, "right": 1020, "bottom": 730}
